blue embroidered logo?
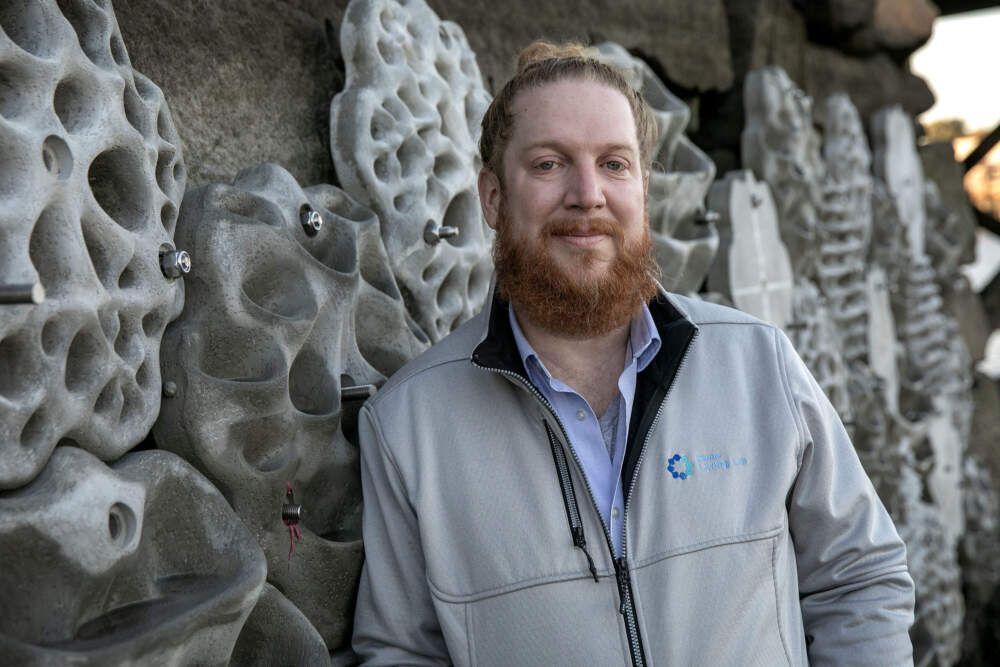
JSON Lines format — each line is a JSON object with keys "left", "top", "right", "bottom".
{"left": 668, "top": 453, "right": 692, "bottom": 480}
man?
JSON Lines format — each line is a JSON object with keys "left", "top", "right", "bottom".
{"left": 353, "top": 42, "right": 914, "bottom": 666}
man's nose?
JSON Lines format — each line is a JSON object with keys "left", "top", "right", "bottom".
{"left": 564, "top": 164, "right": 606, "bottom": 210}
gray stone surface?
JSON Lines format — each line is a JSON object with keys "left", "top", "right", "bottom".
{"left": 331, "top": 0, "right": 494, "bottom": 342}
{"left": 816, "top": 93, "right": 873, "bottom": 367}
{"left": 707, "top": 170, "right": 794, "bottom": 328}
{"left": 0, "top": 0, "right": 185, "bottom": 490}
{"left": 742, "top": 66, "right": 825, "bottom": 279}
{"left": 919, "top": 141, "right": 977, "bottom": 271}
{"left": 154, "top": 163, "right": 426, "bottom": 650}
{"left": 873, "top": 106, "right": 927, "bottom": 257}
{"left": 597, "top": 42, "right": 719, "bottom": 294}
{"left": 0, "top": 446, "right": 266, "bottom": 665}
{"left": 232, "top": 583, "right": 333, "bottom": 667}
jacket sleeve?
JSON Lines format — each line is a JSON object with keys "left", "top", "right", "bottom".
{"left": 352, "top": 403, "right": 450, "bottom": 665}
{"left": 777, "top": 330, "right": 915, "bottom": 666}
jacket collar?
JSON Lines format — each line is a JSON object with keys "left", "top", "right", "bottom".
{"left": 470, "top": 280, "right": 698, "bottom": 388}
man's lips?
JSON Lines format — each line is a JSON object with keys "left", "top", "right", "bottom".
{"left": 552, "top": 230, "right": 609, "bottom": 248}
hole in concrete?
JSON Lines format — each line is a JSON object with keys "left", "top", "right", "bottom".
{"left": 172, "top": 160, "right": 183, "bottom": 184}
{"left": 0, "top": 333, "right": 34, "bottom": 399}
{"left": 20, "top": 408, "right": 48, "bottom": 449}
{"left": 0, "top": 63, "right": 31, "bottom": 120}
{"left": 81, "top": 216, "right": 117, "bottom": 289}
{"left": 53, "top": 75, "right": 94, "bottom": 133}
{"left": 374, "top": 154, "right": 389, "bottom": 183}
{"left": 107, "top": 502, "right": 136, "bottom": 548}
{"left": 135, "top": 360, "right": 150, "bottom": 387}
{"left": 234, "top": 416, "right": 292, "bottom": 473}
{"left": 141, "top": 310, "right": 163, "bottom": 337}
{"left": 198, "top": 327, "right": 284, "bottom": 382}
{"left": 0, "top": 0, "right": 60, "bottom": 57}
{"left": 41, "top": 318, "right": 64, "bottom": 356}
{"left": 155, "top": 150, "right": 173, "bottom": 195}
{"left": 398, "top": 135, "right": 425, "bottom": 178}
{"left": 109, "top": 32, "right": 127, "bottom": 66}
{"left": 98, "top": 306, "right": 117, "bottom": 341}
{"left": 65, "top": 325, "right": 105, "bottom": 392}
{"left": 89, "top": 148, "right": 149, "bottom": 231}
{"left": 55, "top": 0, "right": 112, "bottom": 68}
{"left": 113, "top": 312, "right": 131, "bottom": 360}
{"left": 433, "top": 150, "right": 461, "bottom": 184}
{"left": 42, "top": 135, "right": 73, "bottom": 181}
{"left": 94, "top": 377, "right": 119, "bottom": 416}
{"left": 441, "top": 190, "right": 476, "bottom": 248}
{"left": 242, "top": 264, "right": 317, "bottom": 319}
{"left": 119, "top": 381, "right": 142, "bottom": 424}
{"left": 376, "top": 39, "right": 400, "bottom": 65}
{"left": 392, "top": 191, "right": 416, "bottom": 214}
{"left": 159, "top": 201, "right": 176, "bottom": 231}
{"left": 122, "top": 84, "right": 148, "bottom": 138}
{"left": 288, "top": 348, "right": 338, "bottom": 415}
{"left": 29, "top": 206, "right": 67, "bottom": 295}
{"left": 370, "top": 107, "right": 394, "bottom": 141}
{"left": 437, "top": 265, "right": 462, "bottom": 310}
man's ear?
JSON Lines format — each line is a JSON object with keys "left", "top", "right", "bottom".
{"left": 478, "top": 168, "right": 502, "bottom": 230}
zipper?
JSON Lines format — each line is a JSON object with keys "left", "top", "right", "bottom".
{"left": 473, "top": 359, "right": 641, "bottom": 665}
{"left": 616, "top": 327, "right": 699, "bottom": 667}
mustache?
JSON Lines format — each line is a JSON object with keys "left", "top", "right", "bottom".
{"left": 542, "top": 218, "right": 622, "bottom": 239}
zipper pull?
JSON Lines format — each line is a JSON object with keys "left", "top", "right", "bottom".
{"left": 615, "top": 557, "right": 630, "bottom": 615}
{"left": 572, "top": 526, "right": 600, "bottom": 583}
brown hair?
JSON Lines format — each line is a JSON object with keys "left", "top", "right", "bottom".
{"left": 479, "top": 41, "right": 658, "bottom": 182}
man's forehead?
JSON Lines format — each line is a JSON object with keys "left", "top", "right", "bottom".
{"left": 507, "top": 80, "right": 639, "bottom": 153}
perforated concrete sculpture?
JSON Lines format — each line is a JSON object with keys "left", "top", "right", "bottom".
{"left": 0, "top": 0, "right": 186, "bottom": 490}
{"left": 154, "top": 163, "right": 427, "bottom": 650}
{"left": 816, "top": 93, "right": 872, "bottom": 367}
{"left": 232, "top": 583, "right": 333, "bottom": 667}
{"left": 596, "top": 42, "right": 718, "bottom": 293}
{"left": 706, "top": 170, "right": 793, "bottom": 329}
{"left": 786, "top": 280, "right": 853, "bottom": 422}
{"left": 742, "top": 66, "right": 824, "bottom": 279}
{"left": 0, "top": 447, "right": 265, "bottom": 664}
{"left": 872, "top": 106, "right": 926, "bottom": 257}
{"left": 331, "top": 0, "right": 493, "bottom": 342}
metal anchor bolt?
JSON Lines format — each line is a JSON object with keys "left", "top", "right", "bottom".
{"left": 342, "top": 384, "right": 377, "bottom": 401}
{"left": 424, "top": 219, "right": 460, "bottom": 245}
{"left": 283, "top": 483, "right": 303, "bottom": 561}
{"left": 0, "top": 282, "right": 45, "bottom": 304}
{"left": 300, "top": 206, "right": 323, "bottom": 236}
{"left": 159, "top": 245, "right": 191, "bottom": 279}
{"left": 695, "top": 209, "right": 720, "bottom": 225}
{"left": 162, "top": 381, "right": 178, "bottom": 398}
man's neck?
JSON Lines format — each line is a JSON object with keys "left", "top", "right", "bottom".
{"left": 514, "top": 308, "right": 630, "bottom": 417}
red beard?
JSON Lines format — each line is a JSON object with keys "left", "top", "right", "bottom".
{"left": 492, "top": 200, "right": 660, "bottom": 338}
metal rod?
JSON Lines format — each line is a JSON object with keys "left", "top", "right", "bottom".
{"left": 0, "top": 282, "right": 45, "bottom": 304}
{"left": 341, "top": 384, "right": 377, "bottom": 401}
{"left": 963, "top": 122, "right": 1000, "bottom": 172}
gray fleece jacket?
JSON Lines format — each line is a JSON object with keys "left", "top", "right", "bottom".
{"left": 353, "top": 290, "right": 915, "bottom": 666}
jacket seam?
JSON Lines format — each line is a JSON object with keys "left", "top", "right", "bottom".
{"left": 772, "top": 533, "right": 793, "bottom": 666}
{"left": 630, "top": 525, "right": 783, "bottom": 570}
{"left": 799, "top": 564, "right": 912, "bottom": 597}
{"left": 773, "top": 328, "right": 806, "bottom": 469}
{"left": 427, "top": 569, "right": 612, "bottom": 604}
{"left": 465, "top": 602, "right": 475, "bottom": 667}
{"left": 367, "top": 355, "right": 471, "bottom": 409}
{"left": 362, "top": 403, "right": 416, "bottom": 514}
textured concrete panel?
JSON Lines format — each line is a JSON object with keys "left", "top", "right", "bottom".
{"left": 331, "top": 0, "right": 493, "bottom": 342}
{"left": 0, "top": 447, "right": 265, "bottom": 665}
{"left": 707, "top": 170, "right": 794, "bottom": 328}
{"left": 232, "top": 583, "right": 333, "bottom": 667}
{"left": 154, "top": 163, "right": 426, "bottom": 649}
{"left": 872, "top": 105, "right": 926, "bottom": 257}
{"left": 742, "top": 66, "right": 825, "bottom": 279}
{"left": 597, "top": 42, "right": 718, "bottom": 293}
{"left": 0, "top": 0, "right": 185, "bottom": 490}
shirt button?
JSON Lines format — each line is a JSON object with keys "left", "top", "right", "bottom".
{"left": 612, "top": 507, "right": 620, "bottom": 520}
{"left": 576, "top": 409, "right": 587, "bottom": 421}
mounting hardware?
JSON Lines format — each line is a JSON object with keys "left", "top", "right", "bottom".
{"left": 162, "top": 381, "right": 178, "bottom": 398}
{"left": 695, "top": 209, "right": 720, "bottom": 225}
{"left": 159, "top": 245, "right": 191, "bottom": 279}
{"left": 342, "top": 384, "right": 377, "bottom": 401}
{"left": 424, "top": 219, "right": 459, "bottom": 245}
{"left": 283, "top": 482, "right": 303, "bottom": 561}
{"left": 300, "top": 205, "right": 323, "bottom": 236}
{"left": 0, "top": 282, "right": 45, "bottom": 304}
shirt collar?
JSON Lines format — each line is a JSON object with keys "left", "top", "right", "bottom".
{"left": 508, "top": 303, "right": 662, "bottom": 385}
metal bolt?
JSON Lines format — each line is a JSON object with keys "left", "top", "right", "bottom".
{"left": 342, "top": 384, "right": 377, "bottom": 401}
{"left": 163, "top": 381, "right": 177, "bottom": 398}
{"left": 695, "top": 209, "right": 720, "bottom": 225}
{"left": 300, "top": 206, "right": 323, "bottom": 236}
{"left": 282, "top": 503, "right": 303, "bottom": 524}
{"left": 424, "top": 219, "right": 460, "bottom": 245}
{"left": 159, "top": 246, "right": 191, "bottom": 279}
{"left": 0, "top": 282, "right": 45, "bottom": 304}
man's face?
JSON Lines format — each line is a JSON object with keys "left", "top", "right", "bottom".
{"left": 477, "top": 78, "right": 658, "bottom": 337}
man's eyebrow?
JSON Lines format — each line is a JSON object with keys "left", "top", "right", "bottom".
{"left": 521, "top": 140, "right": 639, "bottom": 155}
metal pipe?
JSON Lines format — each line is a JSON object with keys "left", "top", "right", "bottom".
{"left": 0, "top": 282, "right": 45, "bottom": 304}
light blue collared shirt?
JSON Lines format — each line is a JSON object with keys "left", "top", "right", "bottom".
{"left": 509, "top": 304, "right": 661, "bottom": 556}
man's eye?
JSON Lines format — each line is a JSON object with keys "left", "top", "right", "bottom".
{"left": 605, "top": 160, "right": 625, "bottom": 171}
{"left": 537, "top": 161, "right": 557, "bottom": 171}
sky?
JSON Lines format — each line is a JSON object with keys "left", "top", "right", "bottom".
{"left": 910, "top": 8, "right": 1000, "bottom": 132}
